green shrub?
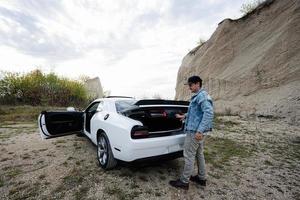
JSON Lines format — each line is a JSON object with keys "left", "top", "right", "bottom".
{"left": 0, "top": 69, "right": 89, "bottom": 107}
{"left": 240, "top": 0, "right": 266, "bottom": 15}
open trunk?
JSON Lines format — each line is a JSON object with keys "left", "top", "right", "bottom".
{"left": 121, "top": 100, "right": 189, "bottom": 138}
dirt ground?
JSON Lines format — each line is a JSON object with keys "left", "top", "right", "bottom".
{"left": 0, "top": 115, "right": 299, "bottom": 200}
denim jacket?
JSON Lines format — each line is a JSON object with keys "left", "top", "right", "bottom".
{"left": 184, "top": 89, "right": 214, "bottom": 135}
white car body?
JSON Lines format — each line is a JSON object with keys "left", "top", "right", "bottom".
{"left": 38, "top": 97, "right": 189, "bottom": 169}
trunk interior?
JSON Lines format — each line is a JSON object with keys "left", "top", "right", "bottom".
{"left": 123, "top": 106, "right": 188, "bottom": 134}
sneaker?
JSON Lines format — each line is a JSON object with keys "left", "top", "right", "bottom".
{"left": 190, "top": 175, "right": 206, "bottom": 186}
{"left": 169, "top": 179, "right": 189, "bottom": 190}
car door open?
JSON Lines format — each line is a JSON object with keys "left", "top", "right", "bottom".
{"left": 38, "top": 110, "right": 83, "bottom": 139}
{"left": 85, "top": 101, "right": 101, "bottom": 133}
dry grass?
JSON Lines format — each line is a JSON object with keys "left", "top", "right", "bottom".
{"left": 0, "top": 105, "right": 66, "bottom": 123}
{"left": 0, "top": 110, "right": 299, "bottom": 199}
{"left": 205, "top": 137, "right": 253, "bottom": 170}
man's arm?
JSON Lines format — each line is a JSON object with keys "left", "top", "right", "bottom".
{"left": 196, "top": 98, "right": 214, "bottom": 135}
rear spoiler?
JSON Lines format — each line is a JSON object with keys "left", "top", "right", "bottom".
{"left": 134, "top": 99, "right": 189, "bottom": 106}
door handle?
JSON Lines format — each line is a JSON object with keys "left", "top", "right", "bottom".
{"left": 104, "top": 114, "right": 109, "bottom": 120}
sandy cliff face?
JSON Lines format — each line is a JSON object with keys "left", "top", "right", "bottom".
{"left": 175, "top": 0, "right": 300, "bottom": 124}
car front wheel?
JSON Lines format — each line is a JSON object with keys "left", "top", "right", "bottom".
{"left": 97, "top": 132, "right": 117, "bottom": 170}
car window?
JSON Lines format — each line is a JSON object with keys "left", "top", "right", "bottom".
{"left": 97, "top": 101, "right": 104, "bottom": 110}
{"left": 115, "top": 100, "right": 137, "bottom": 112}
{"left": 86, "top": 102, "right": 101, "bottom": 113}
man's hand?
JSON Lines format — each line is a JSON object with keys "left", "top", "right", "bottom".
{"left": 175, "top": 114, "right": 185, "bottom": 121}
{"left": 195, "top": 132, "right": 203, "bottom": 141}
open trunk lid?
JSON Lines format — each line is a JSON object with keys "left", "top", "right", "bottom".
{"left": 134, "top": 99, "right": 189, "bottom": 106}
{"left": 119, "top": 99, "right": 189, "bottom": 138}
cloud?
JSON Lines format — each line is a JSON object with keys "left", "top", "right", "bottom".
{"left": 0, "top": 0, "right": 246, "bottom": 99}
{"left": 0, "top": 3, "right": 81, "bottom": 61}
{"left": 0, "top": 0, "right": 170, "bottom": 65}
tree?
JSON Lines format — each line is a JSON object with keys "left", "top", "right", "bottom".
{"left": 197, "top": 38, "right": 206, "bottom": 46}
{"left": 240, "top": 0, "right": 265, "bottom": 15}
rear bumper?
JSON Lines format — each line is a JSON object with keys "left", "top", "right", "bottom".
{"left": 115, "top": 133, "right": 186, "bottom": 162}
{"left": 131, "top": 150, "right": 183, "bottom": 163}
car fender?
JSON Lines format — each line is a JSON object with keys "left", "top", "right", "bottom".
{"left": 91, "top": 112, "right": 142, "bottom": 159}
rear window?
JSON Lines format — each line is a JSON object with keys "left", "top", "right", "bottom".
{"left": 115, "top": 100, "right": 137, "bottom": 112}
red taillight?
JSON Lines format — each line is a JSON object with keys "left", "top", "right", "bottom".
{"left": 133, "top": 130, "right": 148, "bottom": 136}
{"left": 131, "top": 126, "right": 149, "bottom": 139}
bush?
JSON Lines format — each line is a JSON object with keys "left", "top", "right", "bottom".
{"left": 240, "top": 0, "right": 266, "bottom": 15}
{"left": 0, "top": 69, "right": 89, "bottom": 107}
{"left": 197, "top": 38, "right": 206, "bottom": 46}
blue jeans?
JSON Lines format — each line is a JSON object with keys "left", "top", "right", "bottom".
{"left": 180, "top": 132, "right": 206, "bottom": 183}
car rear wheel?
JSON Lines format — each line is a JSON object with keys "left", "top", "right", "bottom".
{"left": 97, "top": 132, "right": 117, "bottom": 170}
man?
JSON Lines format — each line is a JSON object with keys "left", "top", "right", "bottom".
{"left": 169, "top": 75, "right": 213, "bottom": 190}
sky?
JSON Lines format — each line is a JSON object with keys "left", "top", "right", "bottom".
{"left": 0, "top": 0, "right": 248, "bottom": 99}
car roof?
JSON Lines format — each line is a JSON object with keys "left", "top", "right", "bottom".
{"left": 94, "top": 97, "right": 136, "bottom": 102}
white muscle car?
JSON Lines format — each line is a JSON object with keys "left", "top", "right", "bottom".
{"left": 38, "top": 96, "right": 189, "bottom": 169}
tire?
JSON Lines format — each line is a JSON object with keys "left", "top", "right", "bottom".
{"left": 97, "top": 132, "right": 117, "bottom": 170}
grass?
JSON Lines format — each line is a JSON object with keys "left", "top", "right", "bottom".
{"left": 0, "top": 177, "right": 4, "bottom": 187}
{"left": 213, "top": 116, "right": 240, "bottom": 130}
{"left": 145, "top": 188, "right": 152, "bottom": 194}
{"left": 209, "top": 172, "right": 222, "bottom": 179}
{"left": 74, "top": 186, "right": 89, "bottom": 200}
{"left": 0, "top": 157, "right": 11, "bottom": 162}
{"left": 138, "top": 175, "right": 148, "bottom": 182}
{"left": 62, "top": 170, "right": 84, "bottom": 189}
{"left": 0, "top": 126, "right": 36, "bottom": 141}
{"left": 103, "top": 184, "right": 123, "bottom": 195}
{"left": 0, "top": 105, "right": 65, "bottom": 123}
{"left": 119, "top": 169, "right": 133, "bottom": 177}
{"left": 204, "top": 137, "right": 253, "bottom": 170}
{"left": 37, "top": 160, "right": 44, "bottom": 164}
{"left": 38, "top": 174, "right": 46, "bottom": 180}
{"left": 103, "top": 183, "right": 139, "bottom": 200}
{"left": 46, "top": 153, "right": 56, "bottom": 157}
{"left": 21, "top": 153, "right": 31, "bottom": 160}
{"left": 155, "top": 191, "right": 162, "bottom": 197}
{"left": 130, "top": 181, "right": 139, "bottom": 189}
{"left": 67, "top": 156, "right": 74, "bottom": 160}
{"left": 73, "top": 142, "right": 82, "bottom": 150}
{"left": 0, "top": 134, "right": 10, "bottom": 140}
{"left": 269, "top": 141, "right": 300, "bottom": 169}
{"left": 289, "top": 141, "right": 300, "bottom": 161}
{"left": 75, "top": 160, "right": 81, "bottom": 166}
{"left": 6, "top": 167, "right": 23, "bottom": 179}
{"left": 38, "top": 148, "right": 48, "bottom": 152}
{"left": 264, "top": 160, "right": 273, "bottom": 166}
{"left": 1, "top": 109, "right": 297, "bottom": 199}
{"left": 51, "top": 167, "right": 89, "bottom": 199}
{"left": 53, "top": 139, "right": 67, "bottom": 144}
{"left": 8, "top": 182, "right": 40, "bottom": 200}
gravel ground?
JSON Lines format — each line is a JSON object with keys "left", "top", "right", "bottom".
{"left": 0, "top": 116, "right": 299, "bottom": 200}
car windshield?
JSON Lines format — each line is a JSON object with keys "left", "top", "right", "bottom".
{"left": 115, "top": 99, "right": 137, "bottom": 112}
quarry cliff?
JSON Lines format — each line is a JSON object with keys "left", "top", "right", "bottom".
{"left": 175, "top": 0, "right": 300, "bottom": 125}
